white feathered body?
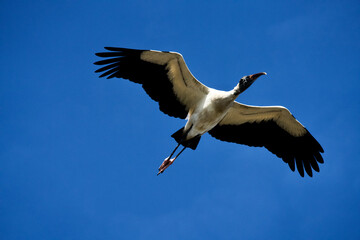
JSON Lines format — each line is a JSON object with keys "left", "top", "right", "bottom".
{"left": 184, "top": 88, "right": 237, "bottom": 140}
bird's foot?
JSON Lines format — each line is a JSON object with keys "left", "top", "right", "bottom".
{"left": 157, "top": 157, "right": 175, "bottom": 175}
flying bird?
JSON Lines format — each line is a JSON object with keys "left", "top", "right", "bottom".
{"left": 94, "top": 47, "right": 324, "bottom": 177}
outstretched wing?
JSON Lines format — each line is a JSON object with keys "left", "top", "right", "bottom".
{"left": 94, "top": 47, "right": 209, "bottom": 119}
{"left": 208, "top": 102, "right": 324, "bottom": 177}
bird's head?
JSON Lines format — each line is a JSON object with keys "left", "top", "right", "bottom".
{"left": 238, "top": 72, "right": 267, "bottom": 94}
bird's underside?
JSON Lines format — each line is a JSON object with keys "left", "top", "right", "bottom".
{"left": 94, "top": 47, "right": 324, "bottom": 177}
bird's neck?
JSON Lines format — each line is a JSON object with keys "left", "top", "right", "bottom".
{"left": 232, "top": 84, "right": 241, "bottom": 97}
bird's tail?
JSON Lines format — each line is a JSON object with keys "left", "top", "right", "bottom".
{"left": 171, "top": 127, "right": 201, "bottom": 150}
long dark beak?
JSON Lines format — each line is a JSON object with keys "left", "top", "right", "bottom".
{"left": 248, "top": 72, "right": 267, "bottom": 81}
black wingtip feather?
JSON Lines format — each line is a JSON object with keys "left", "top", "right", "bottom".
{"left": 94, "top": 62, "right": 119, "bottom": 73}
{"left": 296, "top": 158, "right": 305, "bottom": 177}
{"left": 99, "top": 66, "right": 118, "bottom": 78}
{"left": 104, "top": 47, "right": 145, "bottom": 53}
{"left": 309, "top": 156, "right": 320, "bottom": 172}
{"left": 95, "top": 52, "right": 124, "bottom": 57}
{"left": 314, "top": 152, "right": 324, "bottom": 164}
{"left": 288, "top": 159, "right": 296, "bottom": 172}
{"left": 104, "top": 46, "right": 123, "bottom": 51}
{"left": 302, "top": 157, "right": 313, "bottom": 177}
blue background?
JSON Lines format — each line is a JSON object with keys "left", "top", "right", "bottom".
{"left": 1, "top": 0, "right": 359, "bottom": 239}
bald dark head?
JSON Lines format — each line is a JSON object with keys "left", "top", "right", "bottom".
{"left": 238, "top": 72, "right": 267, "bottom": 94}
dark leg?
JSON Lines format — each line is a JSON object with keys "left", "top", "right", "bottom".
{"left": 158, "top": 146, "right": 187, "bottom": 175}
{"left": 168, "top": 142, "right": 181, "bottom": 160}
{"left": 174, "top": 146, "right": 186, "bottom": 159}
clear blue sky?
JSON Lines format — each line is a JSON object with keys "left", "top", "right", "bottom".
{"left": 1, "top": 0, "right": 359, "bottom": 239}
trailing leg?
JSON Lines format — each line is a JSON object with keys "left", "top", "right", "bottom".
{"left": 157, "top": 126, "right": 201, "bottom": 175}
{"left": 158, "top": 146, "right": 187, "bottom": 175}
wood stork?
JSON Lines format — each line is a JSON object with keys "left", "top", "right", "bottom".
{"left": 94, "top": 47, "right": 324, "bottom": 177}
